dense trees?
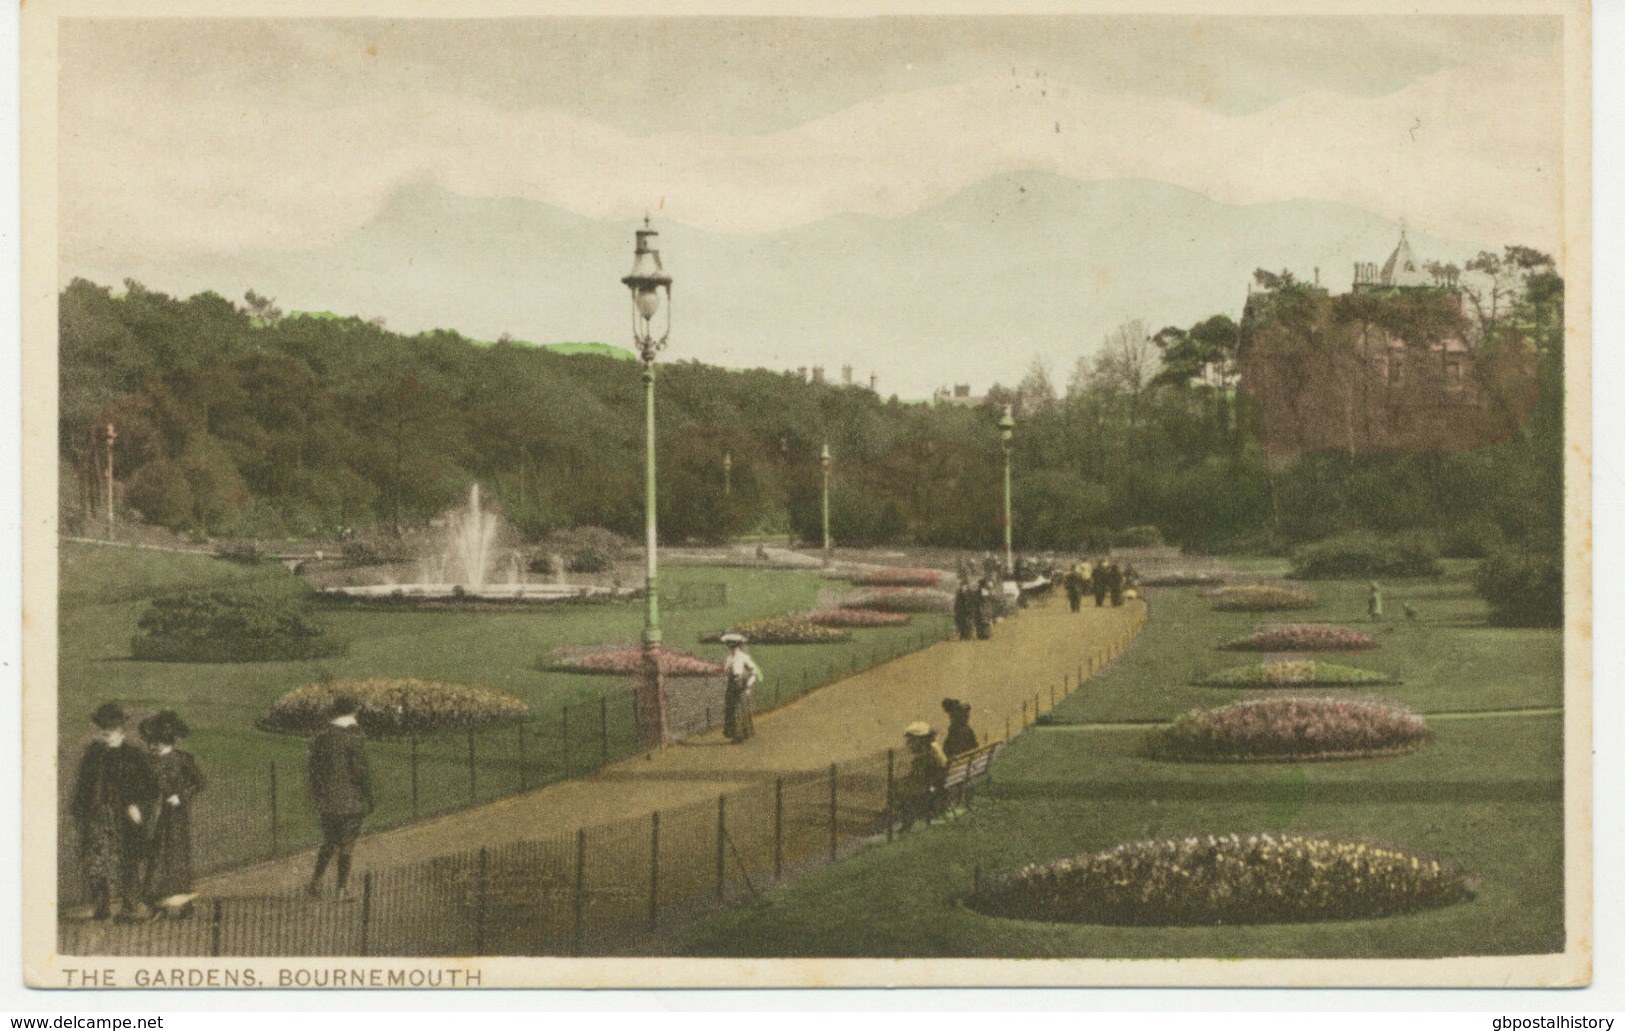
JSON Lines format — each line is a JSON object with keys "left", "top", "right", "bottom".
{"left": 59, "top": 258, "right": 1565, "bottom": 564}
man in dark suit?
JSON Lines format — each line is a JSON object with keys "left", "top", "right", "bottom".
{"left": 306, "top": 695, "right": 373, "bottom": 900}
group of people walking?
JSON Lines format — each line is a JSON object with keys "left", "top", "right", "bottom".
{"left": 70, "top": 693, "right": 378, "bottom": 919}
{"left": 952, "top": 577, "right": 1003, "bottom": 641}
{"left": 1062, "top": 557, "right": 1136, "bottom": 612}
{"left": 70, "top": 703, "right": 204, "bottom": 922}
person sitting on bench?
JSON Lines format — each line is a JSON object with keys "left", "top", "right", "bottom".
{"left": 890, "top": 722, "right": 948, "bottom": 830}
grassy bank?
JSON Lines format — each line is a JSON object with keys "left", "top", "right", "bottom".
{"left": 671, "top": 564, "right": 1564, "bottom": 959}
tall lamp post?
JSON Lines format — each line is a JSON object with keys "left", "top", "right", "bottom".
{"left": 622, "top": 219, "right": 674, "bottom": 748}
{"left": 999, "top": 405, "right": 1015, "bottom": 576}
{"left": 820, "top": 442, "right": 832, "bottom": 567}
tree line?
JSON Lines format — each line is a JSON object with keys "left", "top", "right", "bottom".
{"left": 58, "top": 248, "right": 1562, "bottom": 560}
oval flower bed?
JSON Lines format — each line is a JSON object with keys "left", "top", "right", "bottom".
{"left": 261, "top": 678, "right": 529, "bottom": 735}
{"left": 1208, "top": 584, "right": 1318, "bottom": 611}
{"left": 701, "top": 615, "right": 851, "bottom": 645}
{"left": 966, "top": 833, "right": 1472, "bottom": 926}
{"left": 853, "top": 567, "right": 944, "bottom": 589}
{"left": 839, "top": 588, "right": 955, "bottom": 614}
{"left": 547, "top": 646, "right": 724, "bottom": 677}
{"left": 804, "top": 608, "right": 912, "bottom": 628}
{"left": 1222, "top": 624, "right": 1375, "bottom": 652}
{"left": 1197, "top": 660, "right": 1398, "bottom": 688}
{"left": 1145, "top": 696, "right": 1428, "bottom": 762}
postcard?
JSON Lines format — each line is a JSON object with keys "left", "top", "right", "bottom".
{"left": 20, "top": 0, "right": 1592, "bottom": 989}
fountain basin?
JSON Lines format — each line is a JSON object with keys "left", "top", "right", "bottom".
{"left": 319, "top": 583, "right": 640, "bottom": 608}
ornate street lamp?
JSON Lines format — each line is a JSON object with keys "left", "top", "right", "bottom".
{"left": 999, "top": 404, "right": 1015, "bottom": 576}
{"left": 820, "top": 442, "right": 833, "bottom": 567}
{"left": 623, "top": 218, "right": 674, "bottom": 748}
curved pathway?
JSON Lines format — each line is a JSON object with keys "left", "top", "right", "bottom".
{"left": 200, "top": 595, "right": 1146, "bottom": 897}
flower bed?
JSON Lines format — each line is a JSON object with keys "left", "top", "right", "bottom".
{"left": 804, "top": 608, "right": 912, "bottom": 628}
{"left": 700, "top": 615, "right": 851, "bottom": 645}
{"left": 547, "top": 646, "right": 724, "bottom": 677}
{"left": 853, "top": 567, "right": 944, "bottom": 588}
{"left": 1208, "top": 584, "right": 1317, "bottom": 611}
{"left": 966, "top": 833, "right": 1472, "bottom": 925}
{"left": 1198, "top": 661, "right": 1398, "bottom": 687}
{"left": 1222, "top": 624, "right": 1375, "bottom": 652}
{"left": 839, "top": 588, "right": 955, "bottom": 614}
{"left": 261, "top": 678, "right": 529, "bottom": 736}
{"left": 1145, "top": 697, "right": 1428, "bottom": 762}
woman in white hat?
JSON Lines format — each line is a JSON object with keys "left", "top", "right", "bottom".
{"left": 890, "top": 721, "right": 949, "bottom": 829}
{"left": 720, "top": 633, "right": 761, "bottom": 743}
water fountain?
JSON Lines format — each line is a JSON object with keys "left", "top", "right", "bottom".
{"left": 322, "top": 484, "right": 630, "bottom": 604}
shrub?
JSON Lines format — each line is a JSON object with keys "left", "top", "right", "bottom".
{"left": 854, "top": 567, "right": 944, "bottom": 589}
{"left": 1197, "top": 661, "right": 1397, "bottom": 687}
{"left": 546, "top": 646, "right": 723, "bottom": 677}
{"left": 1146, "top": 696, "right": 1428, "bottom": 761}
{"left": 340, "top": 530, "right": 420, "bottom": 567}
{"left": 1290, "top": 531, "right": 1441, "bottom": 579}
{"left": 1439, "top": 518, "right": 1506, "bottom": 559}
{"left": 1474, "top": 546, "right": 1563, "bottom": 627}
{"left": 804, "top": 608, "right": 912, "bottom": 628}
{"left": 1208, "top": 585, "right": 1317, "bottom": 611}
{"left": 261, "top": 678, "right": 529, "bottom": 735}
{"left": 701, "top": 616, "right": 851, "bottom": 645}
{"left": 966, "top": 833, "right": 1472, "bottom": 925}
{"left": 213, "top": 542, "right": 266, "bottom": 565}
{"left": 839, "top": 588, "right": 955, "bottom": 614}
{"left": 131, "top": 590, "right": 345, "bottom": 662}
{"left": 1114, "top": 525, "right": 1165, "bottom": 548}
{"left": 1222, "top": 624, "right": 1375, "bottom": 652}
{"left": 530, "top": 526, "right": 634, "bottom": 575}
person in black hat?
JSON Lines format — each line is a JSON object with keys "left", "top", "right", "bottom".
{"left": 306, "top": 695, "right": 373, "bottom": 900}
{"left": 70, "top": 702, "right": 157, "bottom": 920}
{"left": 137, "top": 710, "right": 204, "bottom": 918}
{"left": 941, "top": 698, "right": 979, "bottom": 760}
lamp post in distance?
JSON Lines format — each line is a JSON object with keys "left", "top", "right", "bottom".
{"left": 999, "top": 404, "right": 1015, "bottom": 577}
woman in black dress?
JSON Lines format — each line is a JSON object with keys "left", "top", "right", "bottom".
{"left": 137, "top": 710, "right": 204, "bottom": 918}
{"left": 70, "top": 702, "right": 156, "bottom": 921}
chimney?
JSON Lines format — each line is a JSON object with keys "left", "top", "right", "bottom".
{"left": 1314, "top": 266, "right": 1320, "bottom": 286}
{"left": 954, "top": 383, "right": 971, "bottom": 399}
{"left": 869, "top": 372, "right": 878, "bottom": 391}
{"left": 797, "top": 367, "right": 808, "bottom": 382}
{"left": 842, "top": 364, "right": 853, "bottom": 385}
{"left": 811, "top": 366, "right": 826, "bottom": 385}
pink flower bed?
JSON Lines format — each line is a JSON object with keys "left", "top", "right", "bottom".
{"left": 805, "top": 608, "right": 912, "bottom": 628}
{"left": 1147, "top": 696, "right": 1428, "bottom": 761}
{"left": 840, "top": 588, "right": 955, "bottom": 614}
{"left": 550, "top": 647, "right": 723, "bottom": 677}
{"left": 1223, "top": 624, "right": 1375, "bottom": 652}
{"left": 854, "top": 567, "right": 945, "bottom": 588}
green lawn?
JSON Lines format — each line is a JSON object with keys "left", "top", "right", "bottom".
{"left": 57, "top": 543, "right": 947, "bottom": 868}
{"left": 671, "top": 566, "right": 1565, "bottom": 959}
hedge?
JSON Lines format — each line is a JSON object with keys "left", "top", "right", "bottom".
{"left": 1473, "top": 546, "right": 1562, "bottom": 627}
{"left": 261, "top": 678, "right": 529, "bottom": 735}
{"left": 1290, "top": 531, "right": 1441, "bottom": 579}
{"left": 131, "top": 590, "right": 344, "bottom": 663}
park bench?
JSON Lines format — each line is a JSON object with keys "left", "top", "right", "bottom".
{"left": 941, "top": 739, "right": 1005, "bottom": 810}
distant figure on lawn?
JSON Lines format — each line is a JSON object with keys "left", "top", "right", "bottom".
{"left": 306, "top": 695, "right": 373, "bottom": 900}
{"left": 891, "top": 722, "right": 949, "bottom": 829}
{"left": 1368, "top": 581, "right": 1385, "bottom": 622}
{"left": 1093, "top": 559, "right": 1111, "bottom": 607}
{"left": 974, "top": 578, "right": 998, "bottom": 640}
{"left": 70, "top": 702, "right": 157, "bottom": 921}
{"left": 721, "top": 633, "right": 761, "bottom": 743}
{"left": 138, "top": 710, "right": 204, "bottom": 919}
{"left": 953, "top": 578, "right": 977, "bottom": 640}
{"left": 941, "top": 698, "right": 979, "bottom": 760}
{"left": 1063, "top": 563, "right": 1085, "bottom": 613}
{"left": 1107, "top": 561, "right": 1125, "bottom": 607}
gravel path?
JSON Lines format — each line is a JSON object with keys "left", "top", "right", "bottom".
{"left": 198, "top": 595, "right": 1146, "bottom": 897}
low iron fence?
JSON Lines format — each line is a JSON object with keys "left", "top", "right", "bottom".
{"left": 57, "top": 621, "right": 958, "bottom": 905}
{"left": 58, "top": 609, "right": 1146, "bottom": 956}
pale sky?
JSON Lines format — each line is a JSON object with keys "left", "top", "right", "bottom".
{"left": 56, "top": 15, "right": 1567, "bottom": 394}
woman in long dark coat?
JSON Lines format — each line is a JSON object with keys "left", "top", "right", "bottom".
{"left": 70, "top": 702, "right": 156, "bottom": 920}
{"left": 138, "top": 711, "right": 204, "bottom": 917}
{"left": 941, "top": 698, "right": 979, "bottom": 759}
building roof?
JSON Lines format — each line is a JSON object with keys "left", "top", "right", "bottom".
{"left": 1380, "top": 230, "right": 1430, "bottom": 288}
